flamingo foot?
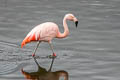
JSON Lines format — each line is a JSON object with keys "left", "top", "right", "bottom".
{"left": 53, "top": 53, "right": 56, "bottom": 57}
{"left": 32, "top": 53, "right": 35, "bottom": 57}
{"left": 47, "top": 53, "right": 57, "bottom": 59}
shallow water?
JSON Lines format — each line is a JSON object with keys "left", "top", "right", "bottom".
{"left": 0, "top": 0, "right": 120, "bottom": 80}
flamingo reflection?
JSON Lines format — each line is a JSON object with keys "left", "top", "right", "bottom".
{"left": 21, "top": 57, "right": 68, "bottom": 80}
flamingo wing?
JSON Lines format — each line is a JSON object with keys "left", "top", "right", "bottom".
{"left": 21, "top": 22, "right": 59, "bottom": 48}
{"left": 21, "top": 26, "right": 41, "bottom": 48}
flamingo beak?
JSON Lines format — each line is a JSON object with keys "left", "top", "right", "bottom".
{"left": 75, "top": 21, "right": 78, "bottom": 28}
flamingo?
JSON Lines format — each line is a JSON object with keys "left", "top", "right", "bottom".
{"left": 21, "top": 13, "right": 78, "bottom": 57}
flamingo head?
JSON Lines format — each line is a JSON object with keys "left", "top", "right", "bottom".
{"left": 65, "top": 13, "right": 78, "bottom": 28}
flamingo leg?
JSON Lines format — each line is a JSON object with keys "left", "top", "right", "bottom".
{"left": 48, "top": 42, "right": 56, "bottom": 57}
{"left": 32, "top": 41, "right": 41, "bottom": 57}
{"left": 48, "top": 56, "right": 55, "bottom": 72}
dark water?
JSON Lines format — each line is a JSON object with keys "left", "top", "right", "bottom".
{"left": 0, "top": 0, "right": 120, "bottom": 80}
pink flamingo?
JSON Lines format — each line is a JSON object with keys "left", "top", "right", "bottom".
{"left": 21, "top": 13, "right": 78, "bottom": 57}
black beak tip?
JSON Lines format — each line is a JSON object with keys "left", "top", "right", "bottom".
{"left": 75, "top": 21, "right": 78, "bottom": 28}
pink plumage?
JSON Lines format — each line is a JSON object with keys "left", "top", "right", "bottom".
{"left": 21, "top": 22, "right": 59, "bottom": 48}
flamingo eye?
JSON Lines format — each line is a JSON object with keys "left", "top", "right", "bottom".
{"left": 70, "top": 16, "right": 74, "bottom": 21}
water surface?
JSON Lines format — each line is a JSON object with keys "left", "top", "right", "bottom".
{"left": 0, "top": 0, "right": 120, "bottom": 80}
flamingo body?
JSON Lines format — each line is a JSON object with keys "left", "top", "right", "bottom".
{"left": 21, "top": 22, "right": 59, "bottom": 48}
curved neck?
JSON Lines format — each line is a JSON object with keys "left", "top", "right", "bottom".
{"left": 57, "top": 17, "right": 69, "bottom": 38}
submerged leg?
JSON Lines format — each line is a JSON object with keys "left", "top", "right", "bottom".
{"left": 48, "top": 42, "right": 56, "bottom": 71}
{"left": 48, "top": 56, "right": 55, "bottom": 72}
{"left": 32, "top": 41, "right": 41, "bottom": 57}
{"left": 48, "top": 42, "right": 56, "bottom": 57}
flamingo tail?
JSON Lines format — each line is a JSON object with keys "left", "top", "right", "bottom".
{"left": 21, "top": 32, "right": 40, "bottom": 48}
{"left": 21, "top": 36, "right": 31, "bottom": 48}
